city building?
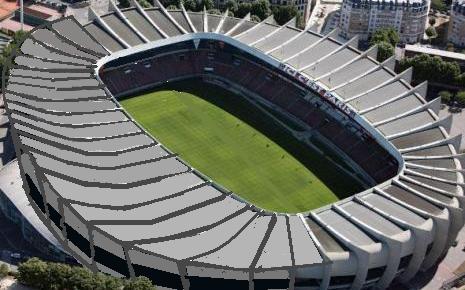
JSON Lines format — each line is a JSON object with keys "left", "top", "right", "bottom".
{"left": 448, "top": 0, "right": 465, "bottom": 47}
{"left": 0, "top": 1, "right": 66, "bottom": 34}
{"left": 338, "top": 0, "right": 429, "bottom": 43}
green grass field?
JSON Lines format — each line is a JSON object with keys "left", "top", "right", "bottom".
{"left": 121, "top": 81, "right": 362, "bottom": 213}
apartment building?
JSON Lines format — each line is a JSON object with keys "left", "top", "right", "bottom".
{"left": 339, "top": 0, "right": 429, "bottom": 43}
{"left": 448, "top": 0, "right": 465, "bottom": 47}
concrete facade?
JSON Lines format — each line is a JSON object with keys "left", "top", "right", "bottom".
{"left": 448, "top": 0, "right": 465, "bottom": 47}
{"left": 338, "top": 0, "right": 429, "bottom": 43}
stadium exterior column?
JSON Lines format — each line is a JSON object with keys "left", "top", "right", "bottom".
{"left": 375, "top": 188, "right": 450, "bottom": 270}
{"left": 333, "top": 204, "right": 407, "bottom": 289}
{"left": 310, "top": 212, "right": 374, "bottom": 290}
{"left": 354, "top": 196, "right": 432, "bottom": 282}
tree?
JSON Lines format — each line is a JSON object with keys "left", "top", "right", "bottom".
{"left": 119, "top": 0, "right": 131, "bottom": 8}
{"left": 167, "top": 4, "right": 178, "bottom": 9}
{"left": 182, "top": 0, "right": 197, "bottom": 11}
{"left": 137, "top": 0, "right": 151, "bottom": 8}
{"left": 208, "top": 8, "right": 221, "bottom": 14}
{"left": 456, "top": 91, "right": 465, "bottom": 107}
{"left": 200, "top": 0, "right": 214, "bottom": 10}
{"left": 15, "top": 258, "right": 154, "bottom": 290}
{"left": 369, "top": 27, "right": 400, "bottom": 47}
{"left": 67, "top": 267, "right": 97, "bottom": 290}
{"left": 160, "top": 0, "right": 180, "bottom": 8}
{"left": 46, "top": 263, "right": 72, "bottom": 290}
{"left": 426, "top": 26, "right": 437, "bottom": 39}
{"left": 0, "top": 264, "right": 8, "bottom": 279}
{"left": 250, "top": 14, "right": 261, "bottom": 22}
{"left": 431, "top": 0, "right": 447, "bottom": 11}
{"left": 237, "top": 2, "right": 252, "bottom": 18}
{"left": 429, "top": 17, "right": 436, "bottom": 26}
{"left": 398, "top": 54, "right": 462, "bottom": 86}
{"left": 272, "top": 5, "right": 298, "bottom": 25}
{"left": 124, "top": 276, "right": 156, "bottom": 290}
{"left": 17, "top": 258, "right": 49, "bottom": 289}
{"left": 376, "top": 41, "right": 394, "bottom": 62}
{"left": 103, "top": 275, "right": 125, "bottom": 290}
{"left": 439, "top": 90, "right": 452, "bottom": 104}
{"left": 1, "top": 30, "right": 28, "bottom": 77}
{"left": 251, "top": 0, "right": 271, "bottom": 20}
{"left": 225, "top": 0, "right": 238, "bottom": 14}
{"left": 456, "top": 73, "right": 465, "bottom": 87}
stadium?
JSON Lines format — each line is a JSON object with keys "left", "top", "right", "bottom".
{"left": 1, "top": 1, "right": 464, "bottom": 289}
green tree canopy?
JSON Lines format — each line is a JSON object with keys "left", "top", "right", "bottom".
{"left": 272, "top": 5, "right": 298, "bottom": 25}
{"left": 119, "top": 0, "right": 131, "bottom": 8}
{"left": 17, "top": 258, "right": 49, "bottom": 290}
{"left": 161, "top": 0, "right": 181, "bottom": 8}
{"left": 369, "top": 27, "right": 400, "bottom": 47}
{"left": 208, "top": 8, "right": 221, "bottom": 14}
{"left": 398, "top": 54, "right": 461, "bottom": 85}
{"left": 125, "top": 276, "right": 156, "bottom": 290}
{"left": 426, "top": 26, "right": 437, "bottom": 39}
{"left": 200, "top": 0, "right": 214, "bottom": 10}
{"left": 376, "top": 41, "right": 394, "bottom": 62}
{"left": 46, "top": 262, "right": 72, "bottom": 290}
{"left": 137, "top": 0, "right": 151, "bottom": 7}
{"left": 67, "top": 267, "right": 97, "bottom": 290}
{"left": 16, "top": 258, "right": 155, "bottom": 290}
{"left": 237, "top": 2, "right": 252, "bottom": 18}
{"left": 182, "top": 0, "right": 197, "bottom": 11}
{"left": 429, "top": 17, "right": 436, "bottom": 26}
{"left": 456, "top": 91, "right": 465, "bottom": 106}
{"left": 439, "top": 90, "right": 452, "bottom": 103}
{"left": 225, "top": 0, "right": 238, "bottom": 14}
{"left": 0, "top": 264, "right": 9, "bottom": 279}
{"left": 251, "top": 0, "right": 271, "bottom": 20}
{"left": 250, "top": 14, "right": 261, "bottom": 22}
{"left": 431, "top": 0, "right": 447, "bottom": 11}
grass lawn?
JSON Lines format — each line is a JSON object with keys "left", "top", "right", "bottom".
{"left": 121, "top": 80, "right": 362, "bottom": 213}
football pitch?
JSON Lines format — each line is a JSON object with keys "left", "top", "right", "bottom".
{"left": 121, "top": 80, "right": 362, "bottom": 213}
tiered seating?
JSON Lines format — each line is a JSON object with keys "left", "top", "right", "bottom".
{"left": 304, "top": 109, "right": 326, "bottom": 128}
{"left": 286, "top": 99, "right": 313, "bottom": 120}
{"left": 100, "top": 43, "right": 398, "bottom": 184}
{"left": 332, "top": 130, "right": 361, "bottom": 150}
{"left": 319, "top": 121, "right": 344, "bottom": 140}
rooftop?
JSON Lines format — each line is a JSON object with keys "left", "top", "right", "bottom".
{"left": 405, "top": 45, "right": 465, "bottom": 61}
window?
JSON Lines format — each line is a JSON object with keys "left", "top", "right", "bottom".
{"left": 94, "top": 246, "right": 130, "bottom": 277}
{"left": 133, "top": 263, "right": 183, "bottom": 289}
{"left": 47, "top": 204, "right": 62, "bottom": 230}
{"left": 330, "top": 275, "right": 355, "bottom": 286}
{"left": 65, "top": 223, "right": 91, "bottom": 257}
{"left": 26, "top": 174, "right": 45, "bottom": 213}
